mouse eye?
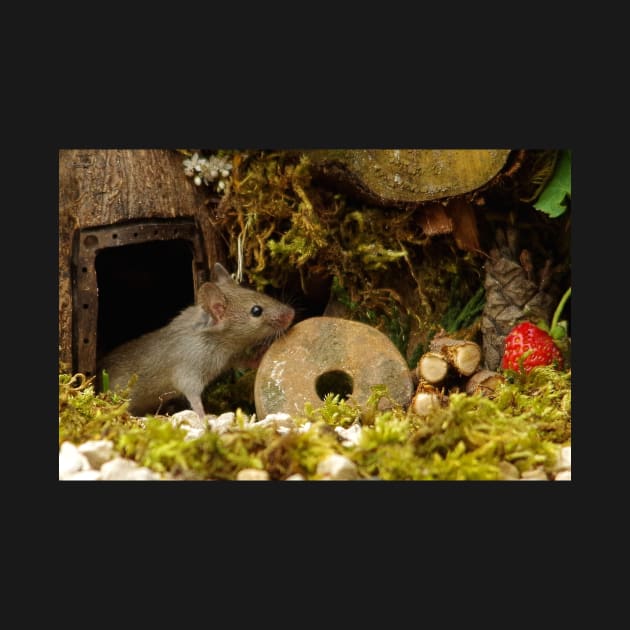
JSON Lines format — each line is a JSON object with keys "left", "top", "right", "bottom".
{"left": 251, "top": 305, "right": 263, "bottom": 317}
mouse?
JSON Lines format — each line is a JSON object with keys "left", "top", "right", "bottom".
{"left": 97, "top": 262, "right": 295, "bottom": 419}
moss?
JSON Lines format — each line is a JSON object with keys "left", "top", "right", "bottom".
{"left": 410, "top": 391, "right": 562, "bottom": 475}
{"left": 117, "top": 419, "right": 270, "bottom": 480}
{"left": 59, "top": 361, "right": 570, "bottom": 480}
{"left": 262, "top": 422, "right": 342, "bottom": 480}
{"left": 205, "top": 150, "right": 484, "bottom": 353}
{"left": 492, "top": 366, "right": 571, "bottom": 444}
{"left": 340, "top": 370, "right": 569, "bottom": 480}
{"left": 303, "top": 393, "right": 361, "bottom": 428}
{"left": 201, "top": 369, "right": 257, "bottom": 416}
{"left": 58, "top": 370, "right": 140, "bottom": 446}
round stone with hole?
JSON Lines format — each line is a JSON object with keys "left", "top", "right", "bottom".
{"left": 254, "top": 316, "right": 414, "bottom": 418}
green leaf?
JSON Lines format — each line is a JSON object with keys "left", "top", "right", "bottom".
{"left": 101, "top": 369, "right": 110, "bottom": 392}
{"left": 550, "top": 321, "right": 568, "bottom": 340}
{"left": 533, "top": 150, "right": 571, "bottom": 217}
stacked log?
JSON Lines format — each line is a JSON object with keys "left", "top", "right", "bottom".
{"left": 411, "top": 332, "right": 505, "bottom": 416}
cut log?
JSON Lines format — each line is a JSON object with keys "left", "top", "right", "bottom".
{"left": 410, "top": 380, "right": 444, "bottom": 417}
{"left": 464, "top": 370, "right": 506, "bottom": 397}
{"left": 304, "top": 149, "right": 511, "bottom": 206}
{"left": 429, "top": 336, "right": 482, "bottom": 376}
{"left": 416, "top": 352, "right": 450, "bottom": 384}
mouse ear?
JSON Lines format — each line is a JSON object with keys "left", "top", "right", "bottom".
{"left": 212, "top": 262, "right": 236, "bottom": 285}
{"left": 197, "top": 282, "right": 227, "bottom": 324}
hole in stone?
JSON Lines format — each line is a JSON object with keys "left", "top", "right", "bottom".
{"left": 315, "top": 370, "right": 354, "bottom": 401}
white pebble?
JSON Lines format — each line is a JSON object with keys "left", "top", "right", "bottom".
{"left": 254, "top": 413, "right": 295, "bottom": 433}
{"left": 520, "top": 468, "right": 549, "bottom": 481}
{"left": 78, "top": 440, "right": 114, "bottom": 469}
{"left": 335, "top": 423, "right": 362, "bottom": 446}
{"left": 497, "top": 461, "right": 520, "bottom": 480}
{"left": 170, "top": 409, "right": 207, "bottom": 430}
{"left": 59, "top": 441, "right": 92, "bottom": 479}
{"left": 258, "top": 412, "right": 294, "bottom": 427}
{"left": 236, "top": 468, "right": 270, "bottom": 481}
{"left": 208, "top": 412, "right": 235, "bottom": 433}
{"left": 285, "top": 474, "right": 305, "bottom": 481}
{"left": 100, "top": 457, "right": 161, "bottom": 481}
{"left": 316, "top": 454, "right": 359, "bottom": 480}
{"left": 183, "top": 427, "right": 206, "bottom": 441}
{"left": 556, "top": 446, "right": 571, "bottom": 471}
{"left": 554, "top": 470, "right": 571, "bottom": 481}
{"left": 297, "top": 421, "right": 312, "bottom": 433}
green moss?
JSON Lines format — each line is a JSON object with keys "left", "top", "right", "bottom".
{"left": 59, "top": 361, "right": 570, "bottom": 480}
{"left": 262, "top": 422, "right": 342, "bottom": 479}
{"left": 303, "top": 393, "right": 361, "bottom": 428}
{"left": 118, "top": 419, "right": 271, "bottom": 480}
{"left": 492, "top": 366, "right": 571, "bottom": 444}
{"left": 58, "top": 370, "right": 139, "bottom": 446}
{"left": 205, "top": 150, "right": 484, "bottom": 354}
{"left": 410, "top": 391, "right": 562, "bottom": 475}
{"left": 201, "top": 369, "right": 257, "bottom": 416}
{"left": 331, "top": 276, "right": 412, "bottom": 360}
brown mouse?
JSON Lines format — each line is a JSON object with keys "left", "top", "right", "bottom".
{"left": 98, "top": 262, "right": 295, "bottom": 418}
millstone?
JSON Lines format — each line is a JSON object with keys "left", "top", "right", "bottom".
{"left": 254, "top": 317, "right": 414, "bottom": 418}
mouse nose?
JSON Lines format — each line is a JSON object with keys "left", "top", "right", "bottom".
{"left": 280, "top": 306, "right": 295, "bottom": 328}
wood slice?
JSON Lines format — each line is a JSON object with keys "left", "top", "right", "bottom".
{"left": 429, "top": 336, "right": 482, "bottom": 376}
{"left": 305, "top": 149, "right": 511, "bottom": 205}
{"left": 410, "top": 380, "right": 444, "bottom": 416}
{"left": 416, "top": 352, "right": 450, "bottom": 384}
{"left": 465, "top": 370, "right": 506, "bottom": 397}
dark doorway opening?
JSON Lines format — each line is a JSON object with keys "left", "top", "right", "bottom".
{"left": 95, "top": 239, "right": 195, "bottom": 360}
{"left": 73, "top": 220, "right": 209, "bottom": 379}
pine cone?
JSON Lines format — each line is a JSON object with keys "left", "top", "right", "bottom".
{"left": 481, "top": 226, "right": 559, "bottom": 370}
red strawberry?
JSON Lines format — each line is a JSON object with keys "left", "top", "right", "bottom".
{"left": 501, "top": 321, "right": 564, "bottom": 373}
